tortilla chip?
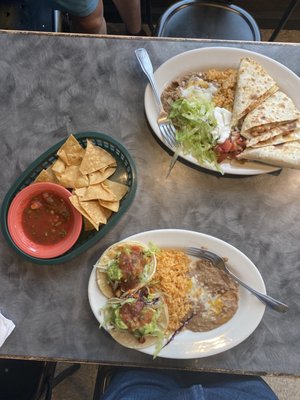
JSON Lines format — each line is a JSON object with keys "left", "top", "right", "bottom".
{"left": 237, "top": 141, "right": 300, "bottom": 169}
{"left": 75, "top": 183, "right": 117, "bottom": 202}
{"left": 73, "top": 187, "right": 87, "bottom": 197}
{"left": 79, "top": 140, "right": 116, "bottom": 175}
{"left": 99, "top": 199, "right": 120, "bottom": 213}
{"left": 57, "top": 135, "right": 85, "bottom": 166}
{"left": 69, "top": 195, "right": 99, "bottom": 230}
{"left": 88, "top": 165, "right": 117, "bottom": 185}
{"left": 79, "top": 199, "right": 108, "bottom": 226}
{"left": 231, "top": 57, "right": 278, "bottom": 128}
{"left": 102, "top": 207, "right": 112, "bottom": 219}
{"left": 51, "top": 158, "right": 66, "bottom": 174}
{"left": 104, "top": 180, "right": 128, "bottom": 201}
{"left": 34, "top": 168, "right": 58, "bottom": 183}
{"left": 241, "top": 92, "right": 300, "bottom": 139}
{"left": 55, "top": 165, "right": 89, "bottom": 189}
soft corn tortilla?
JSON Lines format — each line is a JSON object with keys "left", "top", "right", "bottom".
{"left": 107, "top": 298, "right": 169, "bottom": 350}
{"left": 231, "top": 57, "right": 278, "bottom": 128}
{"left": 241, "top": 91, "right": 300, "bottom": 140}
{"left": 237, "top": 140, "right": 300, "bottom": 169}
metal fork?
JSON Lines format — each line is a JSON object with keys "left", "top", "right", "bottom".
{"left": 135, "top": 48, "right": 179, "bottom": 174}
{"left": 185, "top": 247, "right": 289, "bottom": 313}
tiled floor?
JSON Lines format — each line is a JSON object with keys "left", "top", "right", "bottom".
{"left": 48, "top": 27, "right": 300, "bottom": 400}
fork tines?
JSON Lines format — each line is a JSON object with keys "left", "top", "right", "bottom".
{"left": 185, "top": 247, "right": 215, "bottom": 261}
{"left": 159, "top": 123, "right": 177, "bottom": 149}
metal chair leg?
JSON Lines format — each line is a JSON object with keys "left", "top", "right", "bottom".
{"left": 269, "top": 0, "right": 300, "bottom": 41}
{"left": 143, "top": 0, "right": 155, "bottom": 35}
{"left": 52, "top": 363, "right": 81, "bottom": 387}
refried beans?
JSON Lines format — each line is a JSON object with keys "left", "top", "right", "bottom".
{"left": 187, "top": 259, "right": 239, "bottom": 332}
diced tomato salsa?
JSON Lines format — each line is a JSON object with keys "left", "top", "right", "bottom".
{"left": 214, "top": 133, "right": 246, "bottom": 163}
{"left": 22, "top": 191, "right": 73, "bottom": 245}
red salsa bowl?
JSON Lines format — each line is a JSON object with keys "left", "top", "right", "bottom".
{"left": 7, "top": 182, "right": 83, "bottom": 259}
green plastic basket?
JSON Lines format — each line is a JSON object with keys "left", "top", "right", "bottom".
{"left": 1, "top": 132, "right": 137, "bottom": 265}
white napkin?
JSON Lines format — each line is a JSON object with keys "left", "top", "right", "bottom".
{"left": 0, "top": 311, "right": 15, "bottom": 347}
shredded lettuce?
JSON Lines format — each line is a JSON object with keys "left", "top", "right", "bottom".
{"left": 169, "top": 96, "right": 222, "bottom": 171}
{"left": 101, "top": 295, "right": 165, "bottom": 358}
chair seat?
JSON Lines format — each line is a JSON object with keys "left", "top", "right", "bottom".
{"left": 155, "top": 0, "right": 261, "bottom": 41}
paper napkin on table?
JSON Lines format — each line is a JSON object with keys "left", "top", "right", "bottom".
{"left": 0, "top": 311, "right": 15, "bottom": 347}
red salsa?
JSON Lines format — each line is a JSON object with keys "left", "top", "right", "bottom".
{"left": 22, "top": 191, "right": 73, "bottom": 245}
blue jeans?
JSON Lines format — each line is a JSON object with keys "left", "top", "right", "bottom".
{"left": 101, "top": 368, "right": 278, "bottom": 400}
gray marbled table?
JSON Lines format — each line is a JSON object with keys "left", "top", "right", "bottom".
{"left": 0, "top": 31, "right": 299, "bottom": 377}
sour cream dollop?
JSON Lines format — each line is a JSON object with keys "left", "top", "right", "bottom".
{"left": 211, "top": 107, "right": 232, "bottom": 144}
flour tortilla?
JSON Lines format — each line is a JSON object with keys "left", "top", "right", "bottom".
{"left": 237, "top": 141, "right": 300, "bottom": 169}
{"left": 231, "top": 57, "right": 278, "bottom": 128}
{"left": 107, "top": 297, "right": 169, "bottom": 350}
{"left": 247, "top": 120, "right": 300, "bottom": 147}
{"left": 251, "top": 127, "right": 300, "bottom": 148}
{"left": 241, "top": 91, "right": 300, "bottom": 140}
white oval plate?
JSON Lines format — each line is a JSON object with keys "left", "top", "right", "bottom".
{"left": 144, "top": 47, "right": 300, "bottom": 175}
{"left": 88, "top": 229, "right": 266, "bottom": 359}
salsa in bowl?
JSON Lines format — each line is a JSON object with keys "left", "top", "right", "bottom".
{"left": 7, "top": 182, "right": 83, "bottom": 259}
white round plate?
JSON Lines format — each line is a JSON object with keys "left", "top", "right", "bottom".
{"left": 144, "top": 47, "right": 300, "bottom": 175}
{"left": 88, "top": 229, "right": 266, "bottom": 359}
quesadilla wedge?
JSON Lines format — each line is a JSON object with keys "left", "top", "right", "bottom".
{"left": 237, "top": 140, "right": 300, "bottom": 169}
{"left": 101, "top": 288, "right": 169, "bottom": 355}
{"left": 241, "top": 91, "right": 300, "bottom": 140}
{"left": 247, "top": 120, "right": 300, "bottom": 147}
{"left": 231, "top": 57, "right": 278, "bottom": 128}
{"left": 96, "top": 241, "right": 156, "bottom": 298}
{"left": 251, "top": 127, "right": 300, "bottom": 148}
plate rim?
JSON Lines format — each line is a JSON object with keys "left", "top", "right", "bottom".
{"left": 144, "top": 46, "right": 300, "bottom": 176}
{"left": 88, "top": 228, "right": 266, "bottom": 359}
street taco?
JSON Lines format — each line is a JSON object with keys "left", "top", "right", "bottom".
{"left": 237, "top": 140, "right": 300, "bottom": 169}
{"left": 241, "top": 91, "right": 300, "bottom": 141}
{"left": 101, "top": 288, "right": 169, "bottom": 354}
{"left": 96, "top": 241, "right": 156, "bottom": 298}
{"left": 231, "top": 57, "right": 278, "bottom": 128}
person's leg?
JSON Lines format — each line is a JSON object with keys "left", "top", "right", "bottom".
{"left": 69, "top": 0, "right": 107, "bottom": 34}
{"left": 42, "top": 0, "right": 107, "bottom": 34}
{"left": 100, "top": 368, "right": 202, "bottom": 400}
{"left": 202, "top": 375, "right": 278, "bottom": 400}
{"left": 99, "top": 368, "right": 278, "bottom": 400}
{"left": 112, "top": 0, "right": 142, "bottom": 35}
